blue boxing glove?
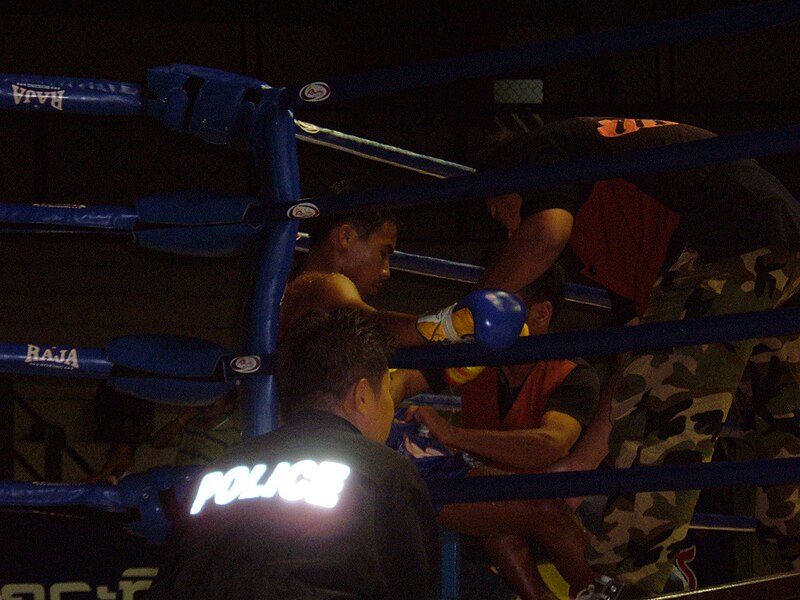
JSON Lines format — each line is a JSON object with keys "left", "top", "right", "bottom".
{"left": 416, "top": 289, "right": 526, "bottom": 350}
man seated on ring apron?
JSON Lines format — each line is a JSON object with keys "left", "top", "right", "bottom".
{"left": 400, "top": 263, "right": 601, "bottom": 600}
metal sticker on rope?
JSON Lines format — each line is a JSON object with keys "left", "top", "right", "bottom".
{"left": 230, "top": 355, "right": 261, "bottom": 374}
{"left": 287, "top": 202, "right": 320, "bottom": 219}
{"left": 298, "top": 82, "right": 331, "bottom": 102}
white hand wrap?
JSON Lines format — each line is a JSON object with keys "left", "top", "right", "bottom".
{"left": 416, "top": 303, "right": 463, "bottom": 343}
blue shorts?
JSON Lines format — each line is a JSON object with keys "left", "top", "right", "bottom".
{"left": 386, "top": 409, "right": 476, "bottom": 512}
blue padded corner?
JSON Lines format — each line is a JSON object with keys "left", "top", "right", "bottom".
{"left": 145, "top": 64, "right": 272, "bottom": 145}
{"left": 106, "top": 334, "right": 228, "bottom": 377}
{"left": 135, "top": 192, "right": 256, "bottom": 226}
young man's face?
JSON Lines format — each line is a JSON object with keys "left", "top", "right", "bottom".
{"left": 486, "top": 193, "right": 523, "bottom": 234}
{"left": 344, "top": 221, "right": 397, "bottom": 298}
{"left": 361, "top": 371, "right": 395, "bottom": 443}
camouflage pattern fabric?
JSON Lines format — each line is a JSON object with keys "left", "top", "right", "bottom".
{"left": 738, "top": 338, "right": 800, "bottom": 572}
{"left": 587, "top": 245, "right": 800, "bottom": 596}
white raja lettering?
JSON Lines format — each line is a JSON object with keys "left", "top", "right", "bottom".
{"left": 1, "top": 583, "right": 46, "bottom": 600}
{"left": 24, "top": 344, "right": 80, "bottom": 369}
{"left": 50, "top": 90, "right": 65, "bottom": 111}
{"left": 189, "top": 460, "right": 351, "bottom": 515}
{"left": 11, "top": 84, "right": 65, "bottom": 111}
{"left": 11, "top": 84, "right": 27, "bottom": 105}
{"left": 26, "top": 344, "right": 39, "bottom": 362}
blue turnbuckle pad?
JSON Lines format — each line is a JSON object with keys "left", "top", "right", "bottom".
{"left": 144, "top": 64, "right": 273, "bottom": 145}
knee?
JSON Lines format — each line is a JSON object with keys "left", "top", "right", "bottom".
{"left": 486, "top": 533, "right": 530, "bottom": 556}
{"left": 518, "top": 498, "right": 581, "bottom": 535}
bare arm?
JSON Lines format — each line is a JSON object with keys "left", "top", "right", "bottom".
{"left": 479, "top": 208, "right": 574, "bottom": 293}
{"left": 282, "top": 272, "right": 425, "bottom": 347}
{"left": 405, "top": 406, "right": 582, "bottom": 471}
{"left": 389, "top": 368, "right": 432, "bottom": 407}
{"left": 542, "top": 373, "right": 612, "bottom": 474}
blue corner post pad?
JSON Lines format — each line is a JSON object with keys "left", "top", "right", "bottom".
{"left": 118, "top": 466, "right": 202, "bottom": 543}
{"left": 144, "top": 64, "right": 275, "bottom": 146}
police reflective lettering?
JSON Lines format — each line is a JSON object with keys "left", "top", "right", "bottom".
{"left": 190, "top": 460, "right": 351, "bottom": 514}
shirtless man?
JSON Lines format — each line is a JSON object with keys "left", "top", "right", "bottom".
{"left": 282, "top": 204, "right": 525, "bottom": 354}
{"left": 282, "top": 209, "right": 411, "bottom": 341}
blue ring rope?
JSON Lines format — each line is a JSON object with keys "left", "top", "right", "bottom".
{"left": 278, "top": 123, "right": 800, "bottom": 218}
{"left": 391, "top": 307, "right": 800, "bottom": 369}
{"left": 2, "top": 307, "right": 800, "bottom": 381}
{"left": 294, "top": 120, "right": 474, "bottom": 179}
{"left": 282, "top": 0, "right": 800, "bottom": 109}
{"left": 295, "top": 232, "right": 612, "bottom": 308}
{"left": 427, "top": 457, "right": 800, "bottom": 505}
{"left": 0, "top": 459, "right": 790, "bottom": 520}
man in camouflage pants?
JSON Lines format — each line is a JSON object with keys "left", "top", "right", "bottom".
{"left": 476, "top": 116, "right": 800, "bottom": 596}
{"left": 594, "top": 245, "right": 800, "bottom": 593}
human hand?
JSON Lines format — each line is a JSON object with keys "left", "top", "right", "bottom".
{"left": 403, "top": 405, "right": 458, "bottom": 447}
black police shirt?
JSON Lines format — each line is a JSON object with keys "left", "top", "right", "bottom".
{"left": 150, "top": 410, "right": 440, "bottom": 600}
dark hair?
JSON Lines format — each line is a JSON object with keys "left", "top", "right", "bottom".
{"left": 305, "top": 210, "right": 398, "bottom": 249}
{"left": 516, "top": 262, "right": 566, "bottom": 319}
{"left": 277, "top": 308, "right": 395, "bottom": 417}
{"left": 305, "top": 178, "right": 398, "bottom": 248}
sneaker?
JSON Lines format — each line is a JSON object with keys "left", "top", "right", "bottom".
{"left": 574, "top": 575, "right": 626, "bottom": 600}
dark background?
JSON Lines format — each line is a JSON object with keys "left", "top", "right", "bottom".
{"left": 0, "top": 0, "right": 798, "bottom": 372}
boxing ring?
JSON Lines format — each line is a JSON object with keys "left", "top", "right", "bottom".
{"left": 3, "top": 1, "right": 800, "bottom": 598}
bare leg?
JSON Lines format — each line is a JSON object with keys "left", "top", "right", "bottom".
{"left": 482, "top": 534, "right": 557, "bottom": 600}
{"left": 438, "top": 467, "right": 597, "bottom": 592}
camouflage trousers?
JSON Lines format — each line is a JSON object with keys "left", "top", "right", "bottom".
{"left": 586, "top": 245, "right": 800, "bottom": 595}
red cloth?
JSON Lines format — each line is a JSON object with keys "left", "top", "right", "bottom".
{"left": 571, "top": 178, "right": 681, "bottom": 317}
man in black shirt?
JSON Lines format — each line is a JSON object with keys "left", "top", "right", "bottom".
{"left": 477, "top": 117, "right": 800, "bottom": 596}
{"left": 147, "top": 308, "right": 439, "bottom": 599}
{"left": 405, "top": 263, "right": 602, "bottom": 600}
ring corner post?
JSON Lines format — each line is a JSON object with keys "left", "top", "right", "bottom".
{"left": 241, "top": 90, "right": 299, "bottom": 438}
